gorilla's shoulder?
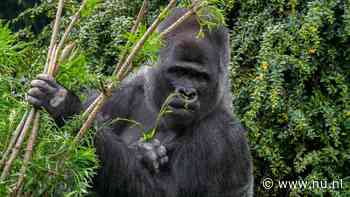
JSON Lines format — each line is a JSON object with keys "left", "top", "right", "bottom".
{"left": 99, "top": 69, "right": 147, "bottom": 119}
{"left": 209, "top": 108, "right": 247, "bottom": 139}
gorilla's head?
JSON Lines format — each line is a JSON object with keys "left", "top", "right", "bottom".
{"left": 145, "top": 8, "right": 231, "bottom": 130}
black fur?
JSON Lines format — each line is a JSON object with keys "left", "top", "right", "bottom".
{"left": 27, "top": 8, "right": 253, "bottom": 197}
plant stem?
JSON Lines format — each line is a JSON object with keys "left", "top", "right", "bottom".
{"left": 0, "top": 108, "right": 36, "bottom": 181}
{"left": 0, "top": 110, "right": 28, "bottom": 171}
{"left": 13, "top": 112, "right": 40, "bottom": 196}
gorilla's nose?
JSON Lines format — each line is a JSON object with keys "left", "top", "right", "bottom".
{"left": 175, "top": 87, "right": 198, "bottom": 102}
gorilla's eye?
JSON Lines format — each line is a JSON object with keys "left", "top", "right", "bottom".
{"left": 167, "top": 66, "right": 210, "bottom": 82}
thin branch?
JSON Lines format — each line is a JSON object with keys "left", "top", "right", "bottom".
{"left": 13, "top": 113, "right": 40, "bottom": 196}
{"left": 0, "top": 111, "right": 28, "bottom": 170}
{"left": 0, "top": 108, "right": 36, "bottom": 181}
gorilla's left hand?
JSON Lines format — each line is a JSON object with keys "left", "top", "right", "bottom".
{"left": 133, "top": 139, "right": 168, "bottom": 173}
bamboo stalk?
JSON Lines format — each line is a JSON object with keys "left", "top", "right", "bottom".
{"left": 0, "top": 111, "right": 28, "bottom": 171}
{"left": 48, "top": 44, "right": 58, "bottom": 76}
{"left": 9, "top": 0, "right": 86, "bottom": 183}
{"left": 0, "top": 108, "right": 36, "bottom": 181}
{"left": 75, "top": 0, "right": 177, "bottom": 142}
{"left": 75, "top": 94, "right": 109, "bottom": 142}
{"left": 13, "top": 112, "right": 40, "bottom": 196}
{"left": 82, "top": 94, "right": 103, "bottom": 118}
{"left": 52, "top": 0, "right": 87, "bottom": 75}
{"left": 44, "top": 0, "right": 66, "bottom": 74}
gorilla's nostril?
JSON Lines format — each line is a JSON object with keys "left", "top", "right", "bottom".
{"left": 176, "top": 87, "right": 197, "bottom": 101}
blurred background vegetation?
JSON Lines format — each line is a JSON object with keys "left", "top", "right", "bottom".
{"left": 0, "top": 0, "right": 349, "bottom": 196}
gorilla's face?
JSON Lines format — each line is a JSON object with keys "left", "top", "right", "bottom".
{"left": 151, "top": 30, "right": 222, "bottom": 129}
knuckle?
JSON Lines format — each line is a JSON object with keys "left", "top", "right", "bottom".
{"left": 142, "top": 143, "right": 154, "bottom": 151}
{"left": 146, "top": 151, "right": 158, "bottom": 161}
{"left": 158, "top": 146, "right": 166, "bottom": 156}
{"left": 152, "top": 139, "right": 160, "bottom": 146}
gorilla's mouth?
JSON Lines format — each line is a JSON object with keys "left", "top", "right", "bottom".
{"left": 167, "top": 98, "right": 198, "bottom": 113}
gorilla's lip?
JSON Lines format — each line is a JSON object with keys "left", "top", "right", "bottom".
{"left": 167, "top": 99, "right": 197, "bottom": 112}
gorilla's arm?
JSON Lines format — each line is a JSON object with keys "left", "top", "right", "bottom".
{"left": 27, "top": 74, "right": 83, "bottom": 126}
{"left": 28, "top": 74, "right": 170, "bottom": 195}
{"left": 92, "top": 82, "right": 170, "bottom": 196}
{"left": 222, "top": 122, "right": 254, "bottom": 197}
{"left": 94, "top": 128, "right": 167, "bottom": 196}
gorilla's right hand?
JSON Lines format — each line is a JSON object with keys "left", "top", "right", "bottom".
{"left": 26, "top": 74, "right": 70, "bottom": 119}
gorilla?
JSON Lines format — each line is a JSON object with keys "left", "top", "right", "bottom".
{"left": 26, "top": 8, "right": 254, "bottom": 197}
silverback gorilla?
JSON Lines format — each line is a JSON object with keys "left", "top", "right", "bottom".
{"left": 27, "top": 8, "right": 253, "bottom": 197}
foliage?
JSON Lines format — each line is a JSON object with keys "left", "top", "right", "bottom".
{"left": 0, "top": 20, "right": 98, "bottom": 195}
{"left": 229, "top": 0, "right": 350, "bottom": 196}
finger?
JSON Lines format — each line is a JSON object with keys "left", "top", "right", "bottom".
{"left": 157, "top": 145, "right": 167, "bottom": 157}
{"left": 26, "top": 95, "right": 44, "bottom": 108}
{"left": 145, "top": 151, "right": 157, "bottom": 162}
{"left": 152, "top": 160, "right": 159, "bottom": 173}
{"left": 159, "top": 156, "right": 169, "bottom": 165}
{"left": 37, "top": 74, "right": 59, "bottom": 87}
{"left": 140, "top": 142, "right": 154, "bottom": 151}
{"left": 152, "top": 139, "right": 160, "bottom": 147}
{"left": 31, "top": 79, "right": 56, "bottom": 93}
{"left": 28, "top": 87, "right": 47, "bottom": 99}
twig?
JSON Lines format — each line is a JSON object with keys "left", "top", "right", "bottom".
{"left": 0, "top": 108, "right": 36, "bottom": 181}
{"left": 0, "top": 111, "right": 28, "bottom": 170}
{"left": 112, "top": 0, "right": 149, "bottom": 76}
{"left": 13, "top": 112, "right": 40, "bottom": 196}
{"left": 75, "top": 0, "right": 177, "bottom": 142}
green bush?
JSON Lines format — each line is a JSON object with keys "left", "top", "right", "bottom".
{"left": 229, "top": 0, "right": 350, "bottom": 196}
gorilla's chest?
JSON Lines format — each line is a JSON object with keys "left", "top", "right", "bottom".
{"left": 118, "top": 102, "right": 176, "bottom": 145}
